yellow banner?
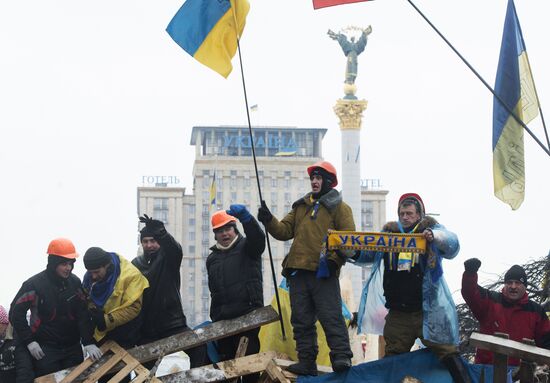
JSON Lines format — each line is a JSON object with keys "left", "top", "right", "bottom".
{"left": 327, "top": 230, "right": 427, "bottom": 253}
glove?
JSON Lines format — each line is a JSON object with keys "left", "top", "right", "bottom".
{"left": 139, "top": 214, "right": 167, "bottom": 239}
{"left": 83, "top": 344, "right": 103, "bottom": 361}
{"left": 90, "top": 308, "right": 107, "bottom": 331}
{"left": 257, "top": 201, "right": 273, "bottom": 224}
{"left": 27, "top": 341, "right": 45, "bottom": 360}
{"left": 464, "top": 258, "right": 481, "bottom": 273}
{"left": 227, "top": 204, "right": 252, "bottom": 223}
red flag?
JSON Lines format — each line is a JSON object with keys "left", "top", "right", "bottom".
{"left": 313, "top": 0, "right": 373, "bottom": 9}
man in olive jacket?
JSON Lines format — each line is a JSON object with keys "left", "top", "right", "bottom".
{"left": 258, "top": 161, "right": 355, "bottom": 376}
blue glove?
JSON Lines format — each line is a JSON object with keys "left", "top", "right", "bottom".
{"left": 227, "top": 204, "right": 252, "bottom": 223}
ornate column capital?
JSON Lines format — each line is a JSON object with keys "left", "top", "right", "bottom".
{"left": 334, "top": 99, "right": 368, "bottom": 130}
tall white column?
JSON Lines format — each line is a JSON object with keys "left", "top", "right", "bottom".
{"left": 334, "top": 99, "right": 368, "bottom": 310}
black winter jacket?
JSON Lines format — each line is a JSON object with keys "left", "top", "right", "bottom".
{"left": 9, "top": 270, "right": 93, "bottom": 347}
{"left": 132, "top": 232, "right": 187, "bottom": 339}
{"left": 207, "top": 218, "right": 265, "bottom": 322}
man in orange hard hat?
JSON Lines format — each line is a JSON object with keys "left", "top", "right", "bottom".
{"left": 257, "top": 161, "right": 355, "bottom": 376}
{"left": 207, "top": 205, "right": 265, "bottom": 383}
{"left": 9, "top": 238, "right": 101, "bottom": 382}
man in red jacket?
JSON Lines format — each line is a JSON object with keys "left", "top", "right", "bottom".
{"left": 462, "top": 259, "right": 550, "bottom": 365}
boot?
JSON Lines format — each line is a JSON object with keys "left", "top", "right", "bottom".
{"left": 332, "top": 356, "right": 352, "bottom": 373}
{"left": 286, "top": 360, "right": 318, "bottom": 376}
{"left": 441, "top": 354, "right": 473, "bottom": 383}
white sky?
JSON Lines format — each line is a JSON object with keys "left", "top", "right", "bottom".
{"left": 0, "top": 0, "right": 548, "bottom": 307}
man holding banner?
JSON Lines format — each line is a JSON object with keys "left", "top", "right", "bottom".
{"left": 354, "top": 193, "right": 470, "bottom": 382}
{"left": 257, "top": 161, "right": 354, "bottom": 376}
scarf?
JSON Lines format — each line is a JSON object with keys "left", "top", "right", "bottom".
{"left": 83, "top": 253, "right": 120, "bottom": 308}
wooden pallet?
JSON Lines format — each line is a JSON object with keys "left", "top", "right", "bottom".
{"left": 36, "top": 341, "right": 161, "bottom": 383}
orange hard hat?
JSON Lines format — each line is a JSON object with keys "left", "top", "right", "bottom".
{"left": 46, "top": 238, "right": 79, "bottom": 259}
{"left": 211, "top": 210, "right": 237, "bottom": 230}
{"left": 307, "top": 161, "right": 338, "bottom": 187}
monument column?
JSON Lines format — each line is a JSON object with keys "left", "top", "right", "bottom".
{"left": 329, "top": 25, "right": 379, "bottom": 363}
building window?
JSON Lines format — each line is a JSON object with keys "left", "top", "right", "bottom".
{"left": 271, "top": 192, "right": 277, "bottom": 204}
{"left": 244, "top": 191, "right": 251, "bottom": 202}
{"left": 188, "top": 205, "right": 195, "bottom": 215}
{"left": 154, "top": 198, "right": 169, "bottom": 210}
{"left": 361, "top": 200, "right": 374, "bottom": 230}
{"left": 231, "top": 191, "right": 237, "bottom": 202}
{"left": 188, "top": 245, "right": 195, "bottom": 254}
{"left": 153, "top": 210, "right": 168, "bottom": 224}
{"left": 188, "top": 218, "right": 195, "bottom": 227}
{"left": 284, "top": 192, "right": 291, "bottom": 202}
{"left": 189, "top": 232, "right": 195, "bottom": 241}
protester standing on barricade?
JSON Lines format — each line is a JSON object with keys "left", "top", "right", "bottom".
{"left": 9, "top": 239, "right": 100, "bottom": 383}
{"left": 354, "top": 193, "right": 470, "bottom": 383}
{"left": 462, "top": 260, "right": 550, "bottom": 366}
{"left": 207, "top": 205, "right": 265, "bottom": 382}
{"left": 83, "top": 247, "right": 148, "bottom": 349}
{"left": 132, "top": 215, "right": 207, "bottom": 369}
{"left": 257, "top": 161, "right": 354, "bottom": 376}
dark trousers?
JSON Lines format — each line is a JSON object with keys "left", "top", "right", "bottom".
{"left": 15, "top": 343, "right": 83, "bottom": 383}
{"left": 287, "top": 271, "right": 352, "bottom": 363}
{"left": 14, "top": 344, "right": 33, "bottom": 383}
{"left": 217, "top": 328, "right": 260, "bottom": 383}
{"left": 383, "top": 309, "right": 457, "bottom": 359}
{"left": 0, "top": 370, "right": 16, "bottom": 383}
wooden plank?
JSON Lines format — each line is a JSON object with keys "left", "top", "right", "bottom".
{"left": 469, "top": 332, "right": 550, "bottom": 365}
{"left": 158, "top": 351, "right": 284, "bottom": 383}
{"left": 228, "top": 337, "right": 249, "bottom": 383}
{"left": 265, "top": 360, "right": 290, "bottom": 383}
{"left": 106, "top": 360, "right": 138, "bottom": 383}
{"left": 83, "top": 351, "right": 125, "bottom": 383}
{"left": 35, "top": 306, "right": 279, "bottom": 383}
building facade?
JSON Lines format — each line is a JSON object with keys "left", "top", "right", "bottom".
{"left": 137, "top": 125, "right": 388, "bottom": 326}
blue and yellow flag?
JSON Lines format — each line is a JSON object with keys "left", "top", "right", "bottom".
{"left": 493, "top": 0, "right": 539, "bottom": 210}
{"left": 166, "top": 0, "right": 250, "bottom": 78}
{"left": 209, "top": 171, "right": 216, "bottom": 209}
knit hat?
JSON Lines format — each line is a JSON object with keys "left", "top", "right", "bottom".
{"left": 84, "top": 247, "right": 111, "bottom": 270}
{"left": 0, "top": 305, "right": 8, "bottom": 325}
{"left": 504, "top": 265, "right": 527, "bottom": 285}
{"left": 140, "top": 226, "right": 155, "bottom": 241}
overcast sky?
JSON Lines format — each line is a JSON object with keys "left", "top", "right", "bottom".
{"left": 0, "top": 0, "right": 548, "bottom": 306}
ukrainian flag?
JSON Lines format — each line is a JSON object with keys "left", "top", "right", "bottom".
{"left": 493, "top": 0, "right": 539, "bottom": 210}
{"left": 209, "top": 171, "right": 216, "bottom": 209}
{"left": 166, "top": 0, "right": 250, "bottom": 78}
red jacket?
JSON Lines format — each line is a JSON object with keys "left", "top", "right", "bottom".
{"left": 462, "top": 271, "right": 550, "bottom": 366}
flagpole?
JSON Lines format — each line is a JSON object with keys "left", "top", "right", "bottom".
{"left": 406, "top": 0, "right": 550, "bottom": 157}
{"left": 232, "top": 2, "right": 286, "bottom": 340}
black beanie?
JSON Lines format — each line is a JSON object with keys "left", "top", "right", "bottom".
{"left": 140, "top": 226, "right": 155, "bottom": 241}
{"left": 504, "top": 265, "right": 527, "bottom": 285}
{"left": 84, "top": 247, "right": 111, "bottom": 270}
